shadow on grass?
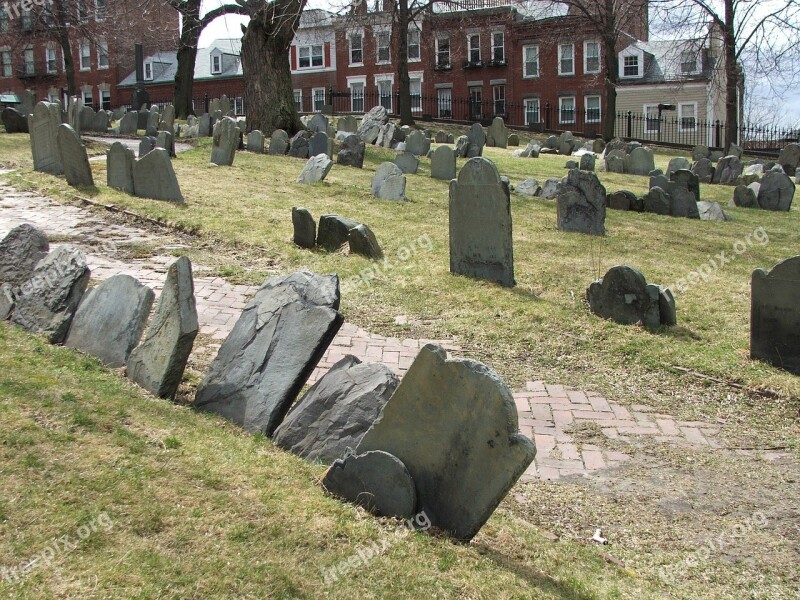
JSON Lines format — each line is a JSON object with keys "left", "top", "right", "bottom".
{"left": 653, "top": 324, "right": 702, "bottom": 341}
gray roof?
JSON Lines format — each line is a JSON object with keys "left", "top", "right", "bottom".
{"left": 626, "top": 38, "right": 714, "bottom": 84}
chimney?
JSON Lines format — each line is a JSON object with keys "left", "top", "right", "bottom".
{"left": 135, "top": 43, "right": 144, "bottom": 83}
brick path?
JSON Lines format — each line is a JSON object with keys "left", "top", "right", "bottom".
{"left": 0, "top": 182, "right": 727, "bottom": 482}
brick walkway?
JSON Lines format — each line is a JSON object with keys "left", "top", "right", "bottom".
{"left": 0, "top": 183, "right": 727, "bottom": 482}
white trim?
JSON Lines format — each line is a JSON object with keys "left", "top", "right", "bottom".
{"left": 467, "top": 32, "right": 481, "bottom": 64}
{"left": 643, "top": 104, "right": 660, "bottom": 133}
{"left": 559, "top": 96, "right": 576, "bottom": 124}
{"left": 79, "top": 39, "right": 91, "bottom": 72}
{"left": 617, "top": 82, "right": 708, "bottom": 92}
{"left": 45, "top": 44, "right": 58, "bottom": 74}
{"left": 373, "top": 73, "right": 395, "bottom": 86}
{"left": 210, "top": 49, "right": 223, "bottom": 75}
{"left": 348, "top": 78, "right": 366, "bottom": 113}
{"left": 312, "top": 87, "right": 326, "bottom": 112}
{"left": 293, "top": 89, "right": 302, "bottom": 112}
{"left": 583, "top": 40, "right": 600, "bottom": 74}
{"left": 374, "top": 28, "right": 391, "bottom": 65}
{"left": 524, "top": 97, "right": 541, "bottom": 125}
{"left": 143, "top": 61, "right": 153, "bottom": 81}
{"left": 678, "top": 101, "right": 698, "bottom": 132}
{"left": 348, "top": 29, "right": 364, "bottom": 67}
{"left": 584, "top": 95, "right": 601, "bottom": 123}
{"left": 96, "top": 38, "right": 109, "bottom": 70}
{"left": 435, "top": 34, "right": 451, "bottom": 68}
{"left": 407, "top": 26, "right": 421, "bottom": 63}
{"left": 558, "top": 43, "right": 575, "bottom": 76}
{"left": 490, "top": 30, "right": 505, "bottom": 64}
{"left": 619, "top": 47, "right": 643, "bottom": 79}
{"left": 522, "top": 44, "right": 539, "bottom": 78}
{"left": 346, "top": 75, "right": 367, "bottom": 85}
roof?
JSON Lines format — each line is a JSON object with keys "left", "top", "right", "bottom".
{"left": 0, "top": 93, "right": 20, "bottom": 104}
{"left": 625, "top": 38, "right": 714, "bottom": 84}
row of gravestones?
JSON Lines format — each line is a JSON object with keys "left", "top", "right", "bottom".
{"left": 292, "top": 208, "right": 383, "bottom": 260}
{"left": 0, "top": 224, "right": 536, "bottom": 541}
{"left": 3, "top": 101, "right": 110, "bottom": 136}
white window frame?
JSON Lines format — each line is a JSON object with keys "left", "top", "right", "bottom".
{"left": 293, "top": 89, "right": 302, "bottom": 112}
{"left": 312, "top": 87, "right": 326, "bottom": 112}
{"left": 522, "top": 45, "right": 539, "bottom": 78}
{"left": 97, "top": 38, "right": 109, "bottom": 70}
{"left": 23, "top": 47, "right": 34, "bottom": 75}
{"left": 491, "top": 31, "right": 505, "bottom": 64}
{"left": 95, "top": 0, "right": 106, "bottom": 21}
{"left": 437, "top": 87, "right": 452, "bottom": 118}
{"left": 468, "top": 33, "right": 481, "bottom": 64}
{"left": 558, "top": 43, "right": 574, "bottom": 76}
{"left": 620, "top": 49, "right": 643, "bottom": 78}
{"left": 348, "top": 77, "right": 366, "bottom": 113}
{"left": 679, "top": 102, "right": 698, "bottom": 131}
{"left": 375, "top": 29, "right": 391, "bottom": 65}
{"left": 79, "top": 40, "right": 91, "bottom": 71}
{"left": 584, "top": 40, "right": 600, "bottom": 74}
{"left": 409, "top": 71, "right": 423, "bottom": 113}
{"left": 559, "top": 96, "right": 576, "bottom": 124}
{"left": 349, "top": 31, "right": 363, "bottom": 66}
{"left": 77, "top": 0, "right": 89, "bottom": 23}
{"left": 524, "top": 98, "right": 540, "bottom": 125}
{"left": 680, "top": 50, "right": 699, "bottom": 75}
{"left": 297, "top": 44, "right": 323, "bottom": 70}
{"left": 1, "top": 49, "right": 11, "bottom": 78}
{"left": 101, "top": 89, "right": 111, "bottom": 110}
{"left": 585, "top": 95, "right": 601, "bottom": 123}
{"left": 435, "top": 35, "right": 450, "bottom": 68}
{"left": 643, "top": 104, "right": 660, "bottom": 134}
{"left": 493, "top": 84, "right": 505, "bottom": 116}
{"left": 82, "top": 88, "right": 93, "bottom": 107}
{"left": 375, "top": 75, "right": 394, "bottom": 112}
{"left": 407, "top": 27, "right": 421, "bottom": 63}
{"left": 144, "top": 61, "right": 153, "bottom": 81}
{"left": 45, "top": 45, "right": 57, "bottom": 74}
{"left": 211, "top": 52, "right": 222, "bottom": 75}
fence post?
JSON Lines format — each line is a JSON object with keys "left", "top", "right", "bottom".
{"left": 203, "top": 93, "right": 209, "bottom": 115}
{"left": 715, "top": 120, "right": 721, "bottom": 149}
{"left": 626, "top": 111, "right": 632, "bottom": 139}
{"left": 545, "top": 102, "right": 551, "bottom": 130}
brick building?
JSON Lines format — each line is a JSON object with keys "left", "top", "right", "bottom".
{"left": 0, "top": 0, "right": 178, "bottom": 110}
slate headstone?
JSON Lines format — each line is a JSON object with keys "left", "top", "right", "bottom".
{"left": 57, "top": 124, "right": 93, "bottom": 187}
{"left": 317, "top": 215, "right": 360, "bottom": 250}
{"left": 336, "top": 134, "right": 365, "bottom": 168}
{"left": 211, "top": 116, "right": 238, "bottom": 166}
{"left": 119, "top": 111, "right": 138, "bottom": 135}
{"left": 132, "top": 148, "right": 184, "bottom": 202}
{"left": 466, "top": 123, "right": 485, "bottom": 157}
{"left": 372, "top": 162, "right": 406, "bottom": 201}
{"left": 138, "top": 135, "right": 156, "bottom": 158}
{"left": 30, "top": 102, "right": 64, "bottom": 175}
{"left": 337, "top": 115, "right": 357, "bottom": 133}
{"left": 2, "top": 107, "right": 29, "bottom": 133}
{"left": 579, "top": 154, "right": 596, "bottom": 172}
{"left": 268, "top": 129, "right": 289, "bottom": 155}
{"left": 515, "top": 179, "right": 541, "bottom": 197}
{"left": 296, "top": 154, "right": 333, "bottom": 184}
{"left": 692, "top": 157, "right": 714, "bottom": 183}
{"left": 107, "top": 141, "right": 135, "bottom": 194}
{"left": 733, "top": 185, "right": 759, "bottom": 208}
{"left": 486, "top": 117, "right": 508, "bottom": 148}
{"left": 712, "top": 155, "right": 743, "bottom": 185}
{"left": 777, "top": 143, "right": 800, "bottom": 176}
{"left": 697, "top": 201, "right": 729, "bottom": 221}
{"left": 624, "top": 146, "right": 655, "bottom": 176}
{"left": 393, "top": 150, "right": 419, "bottom": 174}
{"left": 587, "top": 265, "right": 667, "bottom": 329}
{"left": 348, "top": 224, "right": 383, "bottom": 260}
{"left": 0, "top": 224, "right": 49, "bottom": 287}
{"left": 643, "top": 186, "right": 671, "bottom": 215}
{"left": 751, "top": 256, "right": 800, "bottom": 374}
{"left": 430, "top": 145, "right": 456, "bottom": 181}
{"left": 292, "top": 207, "right": 316, "bottom": 248}
{"left": 309, "top": 131, "right": 331, "bottom": 158}
{"left": 757, "top": 166, "right": 795, "bottom": 211}
{"left": 556, "top": 169, "right": 606, "bottom": 235}
{"left": 405, "top": 130, "right": 430, "bottom": 156}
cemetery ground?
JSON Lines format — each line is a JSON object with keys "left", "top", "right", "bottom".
{"left": 0, "top": 128, "right": 798, "bottom": 598}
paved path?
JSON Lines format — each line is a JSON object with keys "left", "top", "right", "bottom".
{"left": 0, "top": 183, "right": 727, "bottom": 482}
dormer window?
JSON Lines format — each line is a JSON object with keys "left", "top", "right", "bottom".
{"left": 624, "top": 55, "right": 638, "bottom": 76}
{"left": 211, "top": 53, "right": 222, "bottom": 74}
{"left": 620, "top": 48, "right": 643, "bottom": 78}
{"left": 144, "top": 61, "right": 153, "bottom": 81}
{"left": 680, "top": 50, "right": 698, "bottom": 74}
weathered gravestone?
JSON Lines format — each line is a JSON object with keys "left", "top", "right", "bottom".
{"left": 127, "top": 256, "right": 198, "bottom": 399}
{"left": 670, "top": 168, "right": 701, "bottom": 203}
{"left": 309, "top": 131, "right": 331, "bottom": 158}
{"left": 318, "top": 215, "right": 360, "bottom": 250}
{"left": 507, "top": 133, "right": 519, "bottom": 147}
{"left": 2, "top": 107, "right": 29, "bottom": 133}
{"left": 273, "top": 355, "right": 399, "bottom": 462}
{"left": 667, "top": 157, "right": 692, "bottom": 178}
{"left": 466, "top": 123, "right": 485, "bottom": 157}
{"left": 296, "top": 154, "right": 333, "bottom": 184}
{"left": 198, "top": 113, "right": 213, "bottom": 137}
{"left": 194, "top": 271, "right": 344, "bottom": 436}
{"left": 486, "top": 117, "right": 508, "bottom": 148}
{"left": 155, "top": 130, "right": 175, "bottom": 157}
{"left": 308, "top": 113, "right": 329, "bottom": 134}
{"left": 348, "top": 224, "right": 383, "bottom": 260}
{"left": 587, "top": 265, "right": 675, "bottom": 329}
{"left": 89, "top": 110, "right": 109, "bottom": 133}
{"left": 579, "top": 154, "right": 596, "bottom": 172}
{"left": 712, "top": 155, "right": 743, "bottom": 185}
{"left": 292, "top": 207, "right": 316, "bottom": 248}
{"left": 430, "top": 145, "right": 456, "bottom": 181}
{"left": 515, "top": 179, "right": 541, "bottom": 197}
{"left": 757, "top": 166, "right": 795, "bottom": 211}
{"left": 751, "top": 256, "right": 800, "bottom": 374}
{"left": 268, "top": 129, "right": 289, "bottom": 155}
{"left": 405, "top": 130, "right": 430, "bottom": 156}
{"left": 697, "top": 201, "right": 730, "bottom": 221}
{"left": 777, "top": 143, "right": 800, "bottom": 176}
{"left": 455, "top": 135, "right": 469, "bottom": 158}
{"left": 449, "top": 157, "right": 514, "bottom": 287}
{"left": 692, "top": 144, "right": 710, "bottom": 161}
{"left": 692, "top": 158, "right": 715, "bottom": 183}
{"left": 372, "top": 162, "right": 406, "bottom": 201}
{"left": 145, "top": 110, "right": 160, "bottom": 137}
{"left": 624, "top": 146, "right": 656, "bottom": 176}
{"left": 337, "top": 134, "right": 365, "bottom": 168}
{"left": 556, "top": 169, "right": 606, "bottom": 235}
{"left": 132, "top": 148, "right": 184, "bottom": 202}
{"left": 607, "top": 190, "right": 637, "bottom": 211}
{"left": 0, "top": 224, "right": 49, "bottom": 287}
{"left": 643, "top": 187, "right": 671, "bottom": 215}
{"left": 138, "top": 135, "right": 156, "bottom": 158}
{"left": 732, "top": 185, "right": 759, "bottom": 208}
{"left": 393, "top": 150, "right": 419, "bottom": 174}
{"left": 11, "top": 246, "right": 90, "bottom": 343}
{"left": 0, "top": 284, "right": 13, "bottom": 321}
{"left": 30, "top": 102, "right": 64, "bottom": 175}
{"left": 158, "top": 104, "right": 175, "bottom": 132}
{"left": 288, "top": 130, "right": 311, "bottom": 159}
{"left": 356, "top": 344, "right": 536, "bottom": 540}
{"left": 211, "top": 117, "right": 238, "bottom": 166}
{"left": 57, "top": 124, "right": 94, "bottom": 187}
{"left": 79, "top": 106, "right": 96, "bottom": 132}
{"left": 356, "top": 106, "right": 389, "bottom": 144}
{"left": 118, "top": 111, "right": 138, "bottom": 135}
{"left": 337, "top": 115, "right": 357, "bottom": 133}
{"left": 65, "top": 274, "right": 155, "bottom": 367}
{"left": 19, "top": 90, "right": 36, "bottom": 116}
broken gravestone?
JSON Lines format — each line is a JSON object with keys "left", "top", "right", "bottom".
{"left": 337, "top": 134, "right": 365, "bottom": 168}
{"left": 556, "top": 169, "right": 606, "bottom": 235}
{"left": 751, "top": 256, "right": 800, "bottom": 374}
{"left": 586, "top": 265, "right": 675, "bottom": 329}
{"left": 296, "top": 154, "right": 333, "bottom": 184}
{"left": 317, "top": 215, "right": 361, "bottom": 250}
{"left": 348, "top": 224, "right": 383, "bottom": 260}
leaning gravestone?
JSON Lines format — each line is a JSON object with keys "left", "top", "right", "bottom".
{"left": 712, "top": 155, "right": 743, "bottom": 185}
{"left": 751, "top": 256, "right": 800, "bottom": 374}
{"left": 158, "top": 104, "right": 175, "bottom": 132}
{"left": 337, "top": 134, "right": 365, "bottom": 168}
{"left": 757, "top": 166, "right": 795, "bottom": 211}
{"left": 194, "top": 271, "right": 344, "bottom": 436}
{"left": 273, "top": 355, "right": 400, "bottom": 464}
{"left": 455, "top": 135, "right": 469, "bottom": 158}
{"left": 292, "top": 207, "right": 316, "bottom": 248}
{"left": 119, "top": 111, "right": 138, "bottom": 135}
{"left": 430, "top": 145, "right": 456, "bottom": 181}
{"left": 0, "top": 224, "right": 49, "bottom": 287}
{"left": 57, "top": 124, "right": 94, "bottom": 187}
{"left": 106, "top": 142, "right": 136, "bottom": 194}
{"left": 296, "top": 154, "right": 333, "bottom": 184}
{"left": 348, "top": 224, "right": 383, "bottom": 260}
{"left": 607, "top": 190, "right": 636, "bottom": 211}
{"left": 155, "top": 130, "right": 174, "bottom": 157}
{"left": 268, "top": 129, "right": 289, "bottom": 155}
{"left": 65, "top": 274, "right": 155, "bottom": 368}
{"left": 586, "top": 265, "right": 673, "bottom": 329}
{"left": 2, "top": 107, "right": 29, "bottom": 133}
{"left": 556, "top": 169, "right": 606, "bottom": 235}
{"left": 127, "top": 256, "right": 198, "bottom": 399}
{"left": 697, "top": 201, "right": 729, "bottom": 221}
{"left": 692, "top": 158, "right": 714, "bottom": 183}
{"left": 732, "top": 184, "right": 759, "bottom": 208}
{"left": 486, "top": 117, "right": 508, "bottom": 149}
{"left": 539, "top": 177, "right": 561, "bottom": 199}
{"left": 30, "top": 102, "right": 64, "bottom": 175}
{"left": 211, "top": 117, "right": 238, "bottom": 166}
{"left": 507, "top": 133, "right": 519, "bottom": 147}
{"left": 318, "top": 215, "right": 360, "bottom": 250}
{"left": 667, "top": 185, "right": 699, "bottom": 218}
{"left": 356, "top": 344, "right": 536, "bottom": 540}
{"left": 356, "top": 106, "right": 389, "bottom": 144}
{"left": 605, "top": 150, "right": 626, "bottom": 174}
{"left": 11, "top": 246, "right": 90, "bottom": 344}
{"left": 516, "top": 179, "right": 541, "bottom": 197}
{"left": 393, "top": 150, "right": 419, "bottom": 174}
{"left": 309, "top": 131, "right": 331, "bottom": 158}
{"left": 466, "top": 123, "right": 485, "bottom": 157}
{"left": 132, "top": 148, "right": 184, "bottom": 202}
{"left": 145, "top": 110, "right": 160, "bottom": 137}
{"left": 372, "top": 162, "right": 406, "bottom": 201}
{"left": 449, "top": 157, "right": 514, "bottom": 287}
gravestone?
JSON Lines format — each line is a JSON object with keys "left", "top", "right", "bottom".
{"left": 671, "top": 169, "right": 701, "bottom": 203}
{"left": 268, "top": 129, "right": 289, "bottom": 155}
{"left": 357, "top": 344, "right": 536, "bottom": 540}
{"left": 777, "top": 143, "right": 800, "bottom": 176}
{"left": 643, "top": 187, "right": 671, "bottom": 215}
{"left": 372, "top": 162, "right": 406, "bottom": 201}
{"left": 579, "top": 154, "right": 596, "bottom": 172}
{"left": 556, "top": 169, "right": 606, "bottom": 235}
{"left": 65, "top": 274, "right": 155, "bottom": 368}
{"left": 667, "top": 157, "right": 692, "bottom": 178}
{"left": 607, "top": 190, "right": 636, "bottom": 211}
{"left": 19, "top": 90, "right": 36, "bottom": 116}
{"left": 516, "top": 179, "right": 541, "bottom": 197}
{"left": 650, "top": 173, "right": 669, "bottom": 191}
{"left": 292, "top": 207, "right": 316, "bottom": 248}
{"left": 348, "top": 224, "right": 383, "bottom": 260}
{"left": 57, "top": 124, "right": 93, "bottom": 187}
{"left": 466, "top": 123, "right": 485, "bottom": 157}
{"left": 308, "top": 113, "right": 329, "bottom": 134}
{"left": 107, "top": 142, "right": 135, "bottom": 194}
{"left": 668, "top": 186, "right": 699, "bottom": 218}
{"left": 145, "top": 110, "right": 160, "bottom": 137}
{"left": 155, "top": 130, "right": 174, "bottom": 157}
{"left": 692, "top": 158, "right": 714, "bottom": 183}
{"left": 393, "top": 150, "right": 419, "bottom": 174}
{"left": 751, "top": 256, "right": 800, "bottom": 374}
{"left": 507, "top": 133, "right": 519, "bottom": 147}
{"left": 336, "top": 134, "right": 365, "bottom": 168}
{"left": 586, "top": 265, "right": 670, "bottom": 329}
{"left": 732, "top": 185, "right": 759, "bottom": 208}
{"left": 337, "top": 115, "right": 357, "bottom": 133}
{"left": 11, "top": 246, "right": 90, "bottom": 344}
{"left": 692, "top": 144, "right": 710, "bottom": 161}
{"left": 697, "top": 201, "right": 729, "bottom": 221}
{"left": 757, "top": 166, "right": 795, "bottom": 211}
{"left": 539, "top": 177, "right": 561, "bottom": 199}
{"left": 127, "top": 256, "right": 198, "bottom": 399}
{"left": 211, "top": 117, "right": 238, "bottom": 166}
{"left": 288, "top": 130, "right": 311, "bottom": 159}
{"left": 219, "top": 95, "right": 231, "bottom": 115}
{"left": 430, "top": 145, "right": 456, "bottom": 181}
{"left": 194, "top": 271, "right": 344, "bottom": 436}
{"left": 356, "top": 106, "right": 389, "bottom": 143}
{"left": 318, "top": 215, "right": 360, "bottom": 250}
{"left": 79, "top": 106, "right": 95, "bottom": 132}
{"left": 131, "top": 86, "right": 149, "bottom": 111}
{"left": 119, "top": 111, "right": 138, "bottom": 135}
{"left": 309, "top": 131, "right": 331, "bottom": 158}
{"left": 89, "top": 110, "right": 109, "bottom": 133}
{"left": 486, "top": 117, "right": 508, "bottom": 148}
{"left": 138, "top": 135, "right": 156, "bottom": 158}
{"left": 455, "top": 135, "right": 469, "bottom": 158}
{"left": 2, "top": 107, "right": 29, "bottom": 133}
{"left": 30, "top": 102, "right": 64, "bottom": 175}
{"left": 296, "top": 154, "right": 333, "bottom": 184}
{"left": 449, "top": 157, "right": 514, "bottom": 287}
{"left": 198, "top": 113, "right": 212, "bottom": 137}
{"left": 712, "top": 155, "right": 743, "bottom": 184}
{"left": 434, "top": 131, "right": 448, "bottom": 143}
{"left": 0, "top": 224, "right": 49, "bottom": 287}
{"left": 158, "top": 104, "right": 175, "bottom": 132}
{"left": 132, "top": 148, "right": 184, "bottom": 202}
{"left": 405, "top": 130, "right": 430, "bottom": 156}
{"left": 624, "top": 146, "right": 655, "bottom": 176}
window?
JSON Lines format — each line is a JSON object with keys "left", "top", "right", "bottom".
{"left": 584, "top": 41, "right": 600, "bottom": 73}
{"left": 407, "top": 28, "right": 420, "bottom": 62}
{"left": 469, "top": 86, "right": 482, "bottom": 120}
{"left": 313, "top": 88, "right": 325, "bottom": 112}
{"left": 680, "top": 50, "right": 697, "bottom": 74}
{"left": 95, "top": 0, "right": 106, "bottom": 20}
{"left": 293, "top": 89, "right": 302, "bottom": 112}
{"left": 101, "top": 89, "right": 111, "bottom": 110}
{"left": 523, "top": 45, "right": 539, "bottom": 78}
{"left": 46, "top": 46, "right": 57, "bottom": 74}
{"left": 491, "top": 32, "right": 504, "bottom": 63}
{"left": 493, "top": 84, "right": 505, "bottom": 116}
{"left": 77, "top": 1, "right": 89, "bottom": 23}
{"left": 436, "top": 36, "right": 450, "bottom": 68}
{"left": 524, "top": 98, "right": 540, "bottom": 125}
{"left": 21, "top": 10, "right": 31, "bottom": 31}
{"left": 234, "top": 96, "right": 244, "bottom": 115}
{"left": 585, "top": 95, "right": 601, "bottom": 123}
{"left": 623, "top": 54, "right": 639, "bottom": 77}
{"left": 679, "top": 102, "right": 697, "bottom": 131}
{"left": 559, "top": 96, "right": 575, "bottom": 124}
{"left": 97, "top": 38, "right": 109, "bottom": 69}
{"left": 378, "top": 79, "right": 392, "bottom": 111}
{"left": 410, "top": 78, "right": 422, "bottom": 112}
{"left": 559, "top": 44, "right": 574, "bottom": 75}
{"left": 376, "top": 30, "right": 390, "bottom": 63}
{"left": 437, "top": 88, "right": 452, "bottom": 118}
{"left": 1, "top": 51, "right": 12, "bottom": 77}
{"left": 144, "top": 61, "right": 153, "bottom": 81}
{"left": 80, "top": 40, "right": 91, "bottom": 71}
{"left": 349, "top": 81, "right": 365, "bottom": 112}
{"left": 82, "top": 89, "right": 93, "bottom": 108}
{"left": 298, "top": 45, "right": 323, "bottom": 69}
{"left": 468, "top": 34, "right": 480, "bottom": 64}
{"left": 644, "top": 104, "right": 660, "bottom": 133}
{"left": 0, "top": 11, "right": 8, "bottom": 33}
{"left": 24, "top": 48, "right": 34, "bottom": 75}
{"left": 349, "top": 33, "right": 363, "bottom": 65}
{"left": 211, "top": 53, "right": 222, "bottom": 74}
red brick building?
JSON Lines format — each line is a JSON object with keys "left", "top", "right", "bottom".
{"left": 0, "top": 0, "right": 178, "bottom": 110}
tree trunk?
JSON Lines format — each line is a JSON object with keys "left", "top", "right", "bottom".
{"left": 723, "top": 0, "right": 738, "bottom": 149}
{"left": 241, "top": 0, "right": 306, "bottom": 136}
{"left": 396, "top": 0, "right": 414, "bottom": 126}
{"left": 174, "top": 1, "right": 202, "bottom": 119}
{"left": 59, "top": 33, "right": 76, "bottom": 97}
{"left": 603, "top": 33, "right": 618, "bottom": 141}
